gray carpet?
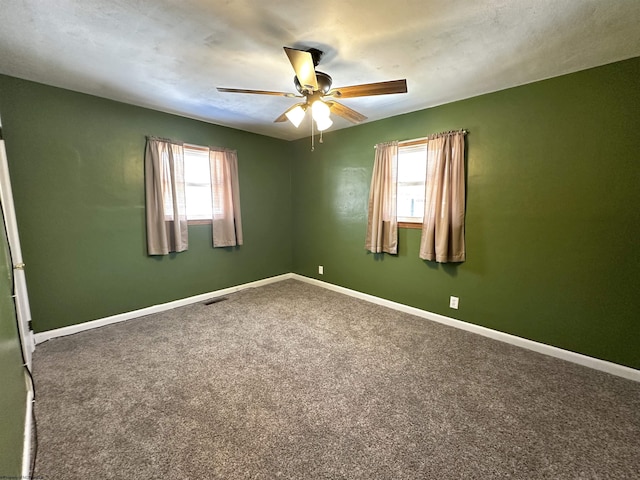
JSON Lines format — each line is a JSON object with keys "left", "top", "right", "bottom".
{"left": 33, "top": 279, "right": 640, "bottom": 479}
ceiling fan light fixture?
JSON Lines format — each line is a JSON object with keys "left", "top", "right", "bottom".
{"left": 315, "top": 116, "right": 333, "bottom": 132}
{"left": 285, "top": 105, "right": 306, "bottom": 128}
{"left": 311, "top": 100, "right": 331, "bottom": 121}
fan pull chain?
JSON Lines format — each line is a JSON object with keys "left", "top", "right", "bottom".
{"left": 311, "top": 117, "right": 315, "bottom": 151}
{"left": 320, "top": 130, "right": 323, "bottom": 144}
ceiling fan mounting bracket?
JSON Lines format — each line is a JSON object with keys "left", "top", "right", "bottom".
{"left": 306, "top": 48, "right": 324, "bottom": 67}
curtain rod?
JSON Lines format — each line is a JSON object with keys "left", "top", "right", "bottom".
{"left": 147, "top": 137, "right": 236, "bottom": 154}
{"left": 208, "top": 146, "right": 237, "bottom": 154}
{"left": 146, "top": 135, "right": 182, "bottom": 145}
{"left": 184, "top": 143, "right": 236, "bottom": 154}
{"left": 374, "top": 129, "right": 468, "bottom": 149}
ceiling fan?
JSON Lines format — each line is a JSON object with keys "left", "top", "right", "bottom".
{"left": 217, "top": 46, "right": 408, "bottom": 137}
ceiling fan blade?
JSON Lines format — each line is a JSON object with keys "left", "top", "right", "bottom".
{"left": 327, "top": 79, "right": 407, "bottom": 98}
{"left": 284, "top": 47, "right": 318, "bottom": 92}
{"left": 274, "top": 102, "right": 307, "bottom": 123}
{"left": 327, "top": 101, "right": 367, "bottom": 124}
{"left": 217, "top": 87, "right": 299, "bottom": 97}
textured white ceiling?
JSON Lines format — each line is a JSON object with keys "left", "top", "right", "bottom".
{"left": 0, "top": 0, "right": 639, "bottom": 140}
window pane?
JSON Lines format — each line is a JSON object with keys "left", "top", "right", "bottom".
{"left": 397, "top": 144, "right": 427, "bottom": 222}
{"left": 184, "top": 149, "right": 210, "bottom": 183}
{"left": 184, "top": 146, "right": 213, "bottom": 220}
{"left": 185, "top": 185, "right": 213, "bottom": 219}
{"left": 397, "top": 150, "right": 426, "bottom": 182}
{"left": 397, "top": 184, "right": 425, "bottom": 219}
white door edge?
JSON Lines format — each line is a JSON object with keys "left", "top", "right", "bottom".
{"left": 0, "top": 116, "right": 34, "bottom": 369}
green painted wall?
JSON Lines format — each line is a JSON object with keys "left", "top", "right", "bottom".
{"left": 0, "top": 205, "right": 26, "bottom": 477}
{"left": 291, "top": 57, "right": 640, "bottom": 370}
{"left": 0, "top": 75, "right": 292, "bottom": 332}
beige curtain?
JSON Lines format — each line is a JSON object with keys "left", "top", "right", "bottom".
{"left": 365, "top": 141, "right": 398, "bottom": 254}
{"left": 209, "top": 148, "right": 243, "bottom": 247}
{"left": 145, "top": 137, "right": 188, "bottom": 255}
{"left": 419, "top": 131, "right": 466, "bottom": 262}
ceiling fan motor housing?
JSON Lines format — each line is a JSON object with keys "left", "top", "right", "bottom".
{"left": 294, "top": 71, "right": 333, "bottom": 95}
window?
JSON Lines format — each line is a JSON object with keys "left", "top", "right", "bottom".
{"left": 397, "top": 141, "right": 427, "bottom": 227}
{"left": 184, "top": 145, "right": 213, "bottom": 223}
{"left": 146, "top": 137, "right": 243, "bottom": 253}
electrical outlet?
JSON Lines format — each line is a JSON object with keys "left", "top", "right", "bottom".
{"left": 449, "top": 296, "right": 459, "bottom": 309}
{"left": 318, "top": 265, "right": 324, "bottom": 275}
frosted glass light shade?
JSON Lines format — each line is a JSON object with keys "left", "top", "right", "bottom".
{"left": 311, "top": 100, "right": 330, "bottom": 121}
{"left": 285, "top": 105, "right": 306, "bottom": 128}
{"left": 315, "top": 116, "right": 333, "bottom": 132}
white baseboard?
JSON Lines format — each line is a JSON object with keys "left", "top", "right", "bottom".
{"left": 32, "top": 271, "right": 639, "bottom": 382}
{"left": 292, "top": 274, "right": 640, "bottom": 383}
{"left": 34, "top": 273, "right": 294, "bottom": 344}
{"left": 22, "top": 388, "right": 33, "bottom": 479}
